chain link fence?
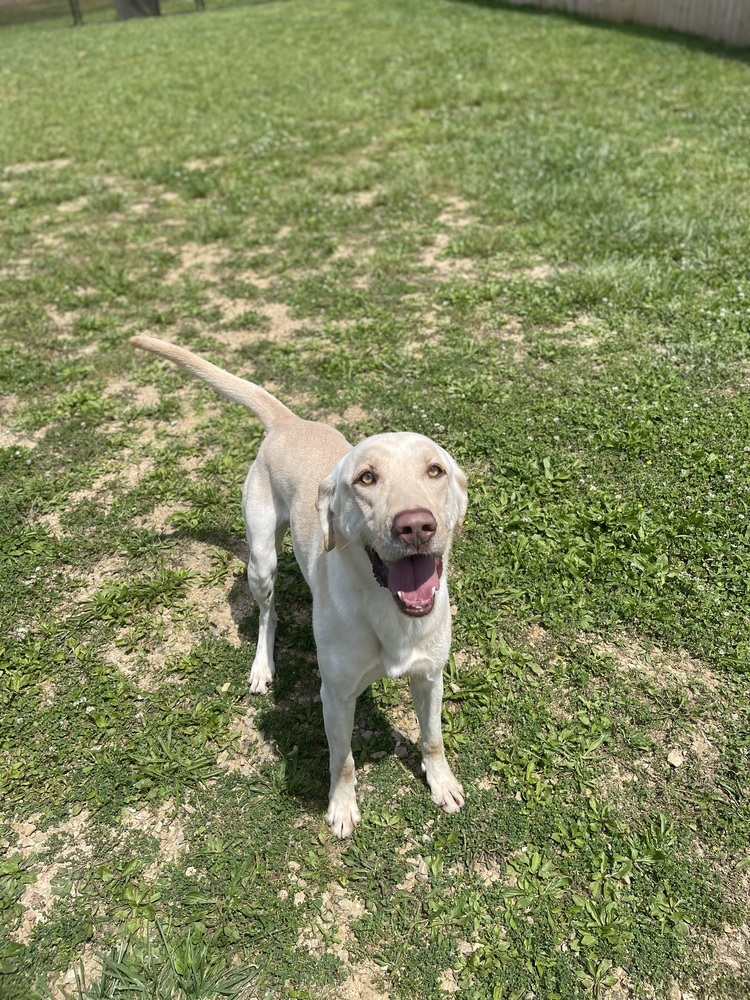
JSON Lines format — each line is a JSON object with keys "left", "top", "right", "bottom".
{"left": 1, "top": 0, "right": 276, "bottom": 27}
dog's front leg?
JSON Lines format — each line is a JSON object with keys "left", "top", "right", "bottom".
{"left": 320, "top": 681, "right": 361, "bottom": 838}
{"left": 410, "top": 670, "right": 465, "bottom": 815}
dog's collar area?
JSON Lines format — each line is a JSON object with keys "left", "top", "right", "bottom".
{"left": 366, "top": 546, "right": 443, "bottom": 618}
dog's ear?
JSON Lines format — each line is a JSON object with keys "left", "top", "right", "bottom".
{"left": 316, "top": 473, "right": 337, "bottom": 552}
{"left": 451, "top": 462, "right": 469, "bottom": 537}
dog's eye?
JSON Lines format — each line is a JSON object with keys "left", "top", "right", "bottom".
{"left": 427, "top": 464, "right": 445, "bottom": 479}
{"left": 356, "top": 470, "right": 377, "bottom": 486}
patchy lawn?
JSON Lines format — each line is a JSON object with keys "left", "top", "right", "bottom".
{"left": 1, "top": 1, "right": 749, "bottom": 997}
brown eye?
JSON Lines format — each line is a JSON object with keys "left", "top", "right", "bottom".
{"left": 427, "top": 464, "right": 445, "bottom": 479}
{"left": 357, "top": 470, "right": 377, "bottom": 486}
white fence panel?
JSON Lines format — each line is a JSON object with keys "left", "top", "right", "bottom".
{"left": 505, "top": 0, "right": 750, "bottom": 46}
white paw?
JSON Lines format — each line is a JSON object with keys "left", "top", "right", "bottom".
{"left": 326, "top": 797, "right": 361, "bottom": 839}
{"left": 248, "top": 660, "right": 273, "bottom": 695}
{"left": 425, "top": 766, "right": 465, "bottom": 814}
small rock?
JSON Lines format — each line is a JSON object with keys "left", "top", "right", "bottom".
{"left": 667, "top": 749, "right": 685, "bottom": 768}
{"left": 458, "top": 941, "right": 481, "bottom": 957}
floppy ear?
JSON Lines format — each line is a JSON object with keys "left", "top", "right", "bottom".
{"left": 451, "top": 462, "right": 469, "bottom": 536}
{"left": 316, "top": 472, "right": 338, "bottom": 552}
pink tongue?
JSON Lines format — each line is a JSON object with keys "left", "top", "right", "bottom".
{"left": 387, "top": 556, "right": 439, "bottom": 605}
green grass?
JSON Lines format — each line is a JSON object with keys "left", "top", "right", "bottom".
{"left": 1, "top": 1, "right": 749, "bottom": 997}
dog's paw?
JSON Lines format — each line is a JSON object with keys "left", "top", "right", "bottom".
{"left": 432, "top": 777, "right": 465, "bottom": 814}
{"left": 248, "top": 661, "right": 273, "bottom": 695}
{"left": 326, "top": 797, "right": 361, "bottom": 839}
{"left": 424, "top": 764, "right": 465, "bottom": 814}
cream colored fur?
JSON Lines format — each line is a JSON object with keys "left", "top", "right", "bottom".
{"left": 130, "top": 334, "right": 468, "bottom": 837}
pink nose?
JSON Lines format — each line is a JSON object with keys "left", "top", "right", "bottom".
{"left": 392, "top": 508, "right": 437, "bottom": 548}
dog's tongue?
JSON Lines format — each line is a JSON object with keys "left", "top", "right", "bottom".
{"left": 387, "top": 555, "right": 440, "bottom": 606}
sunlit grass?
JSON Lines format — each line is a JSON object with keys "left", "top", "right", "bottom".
{"left": 1, "top": 2, "right": 749, "bottom": 997}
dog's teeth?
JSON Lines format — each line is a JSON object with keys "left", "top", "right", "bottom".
{"left": 397, "top": 591, "right": 404, "bottom": 600}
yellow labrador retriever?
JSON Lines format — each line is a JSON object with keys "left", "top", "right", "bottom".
{"left": 130, "top": 335, "right": 467, "bottom": 837}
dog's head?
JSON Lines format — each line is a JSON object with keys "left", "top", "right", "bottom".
{"left": 316, "top": 432, "right": 468, "bottom": 617}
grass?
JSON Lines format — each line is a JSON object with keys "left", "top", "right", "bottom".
{"left": 1, "top": 0, "right": 749, "bottom": 997}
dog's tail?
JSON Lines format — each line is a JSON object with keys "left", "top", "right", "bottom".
{"left": 129, "top": 334, "right": 295, "bottom": 431}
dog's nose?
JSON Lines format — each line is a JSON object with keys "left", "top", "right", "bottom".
{"left": 392, "top": 508, "right": 437, "bottom": 548}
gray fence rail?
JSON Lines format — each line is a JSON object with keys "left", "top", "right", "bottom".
{"left": 0, "top": 0, "right": 271, "bottom": 27}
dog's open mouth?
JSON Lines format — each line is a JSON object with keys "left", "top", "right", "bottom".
{"left": 366, "top": 548, "right": 443, "bottom": 617}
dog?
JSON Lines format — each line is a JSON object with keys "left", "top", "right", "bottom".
{"left": 130, "top": 335, "right": 468, "bottom": 837}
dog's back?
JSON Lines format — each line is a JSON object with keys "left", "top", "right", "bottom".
{"left": 129, "top": 334, "right": 351, "bottom": 568}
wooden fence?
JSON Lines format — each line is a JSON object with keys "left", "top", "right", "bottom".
{"left": 505, "top": 0, "right": 750, "bottom": 47}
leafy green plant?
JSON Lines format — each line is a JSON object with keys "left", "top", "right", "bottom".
{"left": 67, "top": 922, "right": 257, "bottom": 1000}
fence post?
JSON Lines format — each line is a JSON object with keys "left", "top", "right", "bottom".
{"left": 115, "top": 0, "right": 161, "bottom": 17}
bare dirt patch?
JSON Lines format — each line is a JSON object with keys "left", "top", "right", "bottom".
{"left": 330, "top": 234, "right": 377, "bottom": 266}
{"left": 297, "top": 882, "right": 367, "bottom": 961}
{"left": 103, "top": 378, "right": 161, "bottom": 411}
{"left": 211, "top": 299, "right": 318, "bottom": 350}
{"left": 121, "top": 799, "right": 190, "bottom": 879}
{"left": 133, "top": 502, "right": 192, "bottom": 533}
{"left": 4, "top": 158, "right": 72, "bottom": 175}
{"left": 438, "top": 195, "right": 474, "bottom": 228}
{"left": 293, "top": 877, "right": 389, "bottom": 998}
{"left": 99, "top": 641, "right": 174, "bottom": 693}
{"left": 44, "top": 303, "right": 78, "bottom": 338}
{"left": 472, "top": 312, "right": 527, "bottom": 361}
{"left": 713, "top": 922, "right": 750, "bottom": 975}
{"left": 419, "top": 195, "right": 477, "bottom": 279}
{"left": 547, "top": 313, "right": 606, "bottom": 350}
{"left": 0, "top": 426, "right": 44, "bottom": 450}
{"left": 68, "top": 554, "right": 131, "bottom": 605}
{"left": 590, "top": 635, "right": 720, "bottom": 694}
{"left": 351, "top": 188, "right": 381, "bottom": 208}
{"left": 675, "top": 923, "right": 750, "bottom": 1000}
{"left": 36, "top": 452, "right": 157, "bottom": 535}
{"left": 0, "top": 394, "right": 45, "bottom": 450}
{"left": 9, "top": 810, "right": 91, "bottom": 861}
{"left": 523, "top": 263, "right": 557, "bottom": 281}
{"left": 322, "top": 403, "right": 370, "bottom": 430}
{"left": 56, "top": 196, "right": 89, "bottom": 216}
{"left": 339, "top": 959, "right": 389, "bottom": 1000}
{"left": 165, "top": 242, "right": 231, "bottom": 286}
{"left": 183, "top": 549, "right": 253, "bottom": 647}
{"left": 217, "top": 705, "right": 280, "bottom": 777}
{"left": 8, "top": 810, "right": 93, "bottom": 945}
{"left": 472, "top": 854, "right": 505, "bottom": 887}
{"left": 184, "top": 156, "right": 228, "bottom": 171}
{"left": 264, "top": 300, "right": 318, "bottom": 340}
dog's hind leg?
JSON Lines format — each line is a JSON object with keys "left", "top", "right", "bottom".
{"left": 243, "top": 469, "right": 287, "bottom": 695}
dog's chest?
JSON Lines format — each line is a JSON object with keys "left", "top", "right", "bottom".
{"left": 376, "top": 612, "right": 452, "bottom": 680}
